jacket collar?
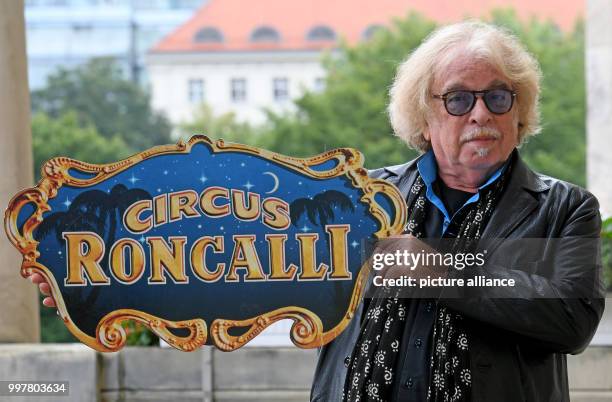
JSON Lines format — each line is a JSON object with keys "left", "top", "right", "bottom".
{"left": 481, "top": 149, "right": 549, "bottom": 239}
{"left": 510, "top": 149, "right": 550, "bottom": 193}
{"left": 383, "top": 158, "right": 419, "bottom": 179}
{"left": 383, "top": 149, "right": 549, "bottom": 195}
{"left": 383, "top": 149, "right": 550, "bottom": 239}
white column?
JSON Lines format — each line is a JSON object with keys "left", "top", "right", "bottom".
{"left": 0, "top": 0, "right": 40, "bottom": 342}
{"left": 587, "top": 0, "right": 612, "bottom": 217}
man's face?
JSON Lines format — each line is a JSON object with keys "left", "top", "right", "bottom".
{"left": 424, "top": 53, "right": 520, "bottom": 173}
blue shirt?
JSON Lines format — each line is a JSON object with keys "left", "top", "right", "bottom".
{"left": 416, "top": 150, "right": 506, "bottom": 236}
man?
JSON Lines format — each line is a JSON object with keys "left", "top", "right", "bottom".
{"left": 310, "top": 21, "right": 604, "bottom": 401}
{"left": 32, "top": 20, "right": 603, "bottom": 402}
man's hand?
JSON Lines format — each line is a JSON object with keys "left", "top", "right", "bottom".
{"left": 373, "top": 234, "right": 448, "bottom": 280}
{"left": 29, "top": 273, "right": 57, "bottom": 308}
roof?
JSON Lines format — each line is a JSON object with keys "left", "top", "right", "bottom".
{"left": 152, "top": 0, "right": 584, "bottom": 53}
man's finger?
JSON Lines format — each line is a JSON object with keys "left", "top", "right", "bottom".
{"left": 29, "top": 273, "right": 44, "bottom": 284}
{"left": 39, "top": 282, "right": 51, "bottom": 296}
{"left": 42, "top": 297, "right": 56, "bottom": 308}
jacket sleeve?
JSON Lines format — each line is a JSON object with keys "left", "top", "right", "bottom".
{"left": 439, "top": 188, "right": 605, "bottom": 355}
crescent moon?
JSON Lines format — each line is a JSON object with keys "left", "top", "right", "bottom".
{"left": 263, "top": 171, "right": 279, "bottom": 194}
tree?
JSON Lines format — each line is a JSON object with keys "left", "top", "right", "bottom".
{"left": 32, "top": 111, "right": 131, "bottom": 181}
{"left": 260, "top": 13, "right": 435, "bottom": 168}
{"left": 177, "top": 103, "right": 257, "bottom": 144}
{"left": 31, "top": 58, "right": 172, "bottom": 151}
{"left": 259, "top": 11, "right": 587, "bottom": 186}
{"left": 489, "top": 10, "right": 586, "bottom": 186}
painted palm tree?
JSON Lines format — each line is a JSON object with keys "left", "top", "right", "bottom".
{"left": 290, "top": 190, "right": 356, "bottom": 314}
{"left": 35, "top": 184, "right": 151, "bottom": 319}
{"left": 289, "top": 189, "right": 354, "bottom": 228}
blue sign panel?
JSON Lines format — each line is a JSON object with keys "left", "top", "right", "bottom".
{"left": 5, "top": 136, "right": 406, "bottom": 351}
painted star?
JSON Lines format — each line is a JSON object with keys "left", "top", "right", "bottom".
{"left": 300, "top": 225, "right": 311, "bottom": 232}
{"left": 138, "top": 236, "right": 146, "bottom": 243}
{"left": 128, "top": 174, "right": 140, "bottom": 185}
{"left": 62, "top": 198, "right": 71, "bottom": 208}
{"left": 243, "top": 181, "right": 254, "bottom": 191}
{"left": 199, "top": 174, "right": 208, "bottom": 184}
{"left": 351, "top": 240, "right": 360, "bottom": 249}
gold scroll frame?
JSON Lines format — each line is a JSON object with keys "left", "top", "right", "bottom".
{"left": 4, "top": 135, "right": 407, "bottom": 352}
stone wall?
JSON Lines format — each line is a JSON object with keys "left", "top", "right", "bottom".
{"left": 0, "top": 344, "right": 611, "bottom": 402}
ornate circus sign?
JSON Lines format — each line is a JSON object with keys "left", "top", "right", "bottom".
{"left": 4, "top": 136, "right": 406, "bottom": 352}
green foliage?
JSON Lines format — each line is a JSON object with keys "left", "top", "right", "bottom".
{"left": 39, "top": 296, "right": 78, "bottom": 343}
{"left": 178, "top": 103, "right": 258, "bottom": 145}
{"left": 31, "top": 58, "right": 172, "bottom": 151}
{"left": 39, "top": 301, "right": 159, "bottom": 345}
{"left": 122, "top": 321, "right": 160, "bottom": 346}
{"left": 31, "top": 111, "right": 132, "bottom": 181}
{"left": 259, "top": 13, "right": 436, "bottom": 167}
{"left": 490, "top": 10, "right": 586, "bottom": 186}
{"left": 259, "top": 10, "right": 586, "bottom": 184}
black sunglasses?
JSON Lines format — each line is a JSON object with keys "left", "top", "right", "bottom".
{"left": 432, "top": 89, "right": 516, "bottom": 116}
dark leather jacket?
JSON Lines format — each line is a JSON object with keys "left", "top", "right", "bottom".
{"left": 310, "top": 151, "right": 605, "bottom": 402}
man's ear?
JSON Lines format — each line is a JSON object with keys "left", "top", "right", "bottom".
{"left": 423, "top": 127, "right": 431, "bottom": 142}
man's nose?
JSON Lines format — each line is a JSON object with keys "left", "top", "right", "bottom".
{"left": 469, "top": 96, "right": 493, "bottom": 126}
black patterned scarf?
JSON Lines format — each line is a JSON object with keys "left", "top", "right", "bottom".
{"left": 342, "top": 162, "right": 511, "bottom": 402}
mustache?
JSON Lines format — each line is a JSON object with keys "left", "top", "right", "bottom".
{"left": 460, "top": 127, "right": 501, "bottom": 144}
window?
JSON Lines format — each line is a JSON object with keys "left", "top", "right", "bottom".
{"left": 306, "top": 25, "right": 336, "bottom": 41}
{"left": 250, "top": 26, "right": 281, "bottom": 43}
{"left": 231, "top": 78, "right": 247, "bottom": 102}
{"left": 194, "top": 27, "right": 224, "bottom": 43}
{"left": 273, "top": 78, "right": 289, "bottom": 101}
{"left": 362, "top": 24, "right": 384, "bottom": 41}
{"left": 188, "top": 79, "right": 204, "bottom": 103}
{"left": 314, "top": 77, "right": 326, "bottom": 92}
{"left": 72, "top": 23, "right": 92, "bottom": 31}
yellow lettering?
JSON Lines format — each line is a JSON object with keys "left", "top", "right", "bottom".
{"left": 63, "top": 232, "right": 109, "bottom": 286}
{"left": 200, "top": 187, "right": 230, "bottom": 217}
{"left": 191, "top": 236, "right": 225, "bottom": 282}
{"left": 123, "top": 199, "right": 152, "bottom": 233}
{"left": 326, "top": 225, "right": 351, "bottom": 279}
{"left": 169, "top": 190, "right": 201, "bottom": 221}
{"left": 296, "top": 233, "right": 328, "bottom": 280}
{"left": 153, "top": 194, "right": 167, "bottom": 226}
{"left": 266, "top": 234, "right": 297, "bottom": 280}
{"left": 262, "top": 197, "right": 290, "bottom": 229}
{"left": 109, "top": 238, "right": 145, "bottom": 284}
{"left": 147, "top": 237, "right": 188, "bottom": 284}
{"left": 225, "top": 235, "right": 266, "bottom": 281}
{"left": 231, "top": 189, "right": 260, "bottom": 221}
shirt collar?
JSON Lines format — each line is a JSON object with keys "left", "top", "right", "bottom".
{"left": 416, "top": 149, "right": 509, "bottom": 191}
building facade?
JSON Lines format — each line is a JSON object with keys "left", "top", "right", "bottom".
{"left": 25, "top": 0, "right": 204, "bottom": 89}
{"left": 147, "top": 0, "right": 583, "bottom": 126}
{"left": 147, "top": 50, "right": 326, "bottom": 125}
